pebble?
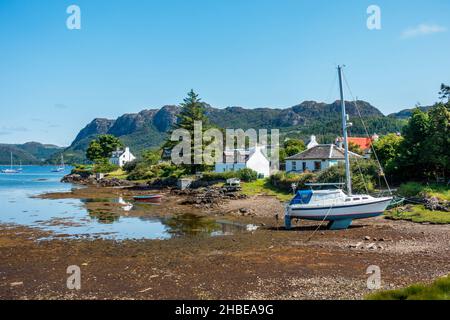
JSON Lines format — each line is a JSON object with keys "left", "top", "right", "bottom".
{"left": 10, "top": 282, "right": 23, "bottom": 287}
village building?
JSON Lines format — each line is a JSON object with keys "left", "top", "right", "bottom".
{"left": 215, "top": 145, "right": 271, "bottom": 178}
{"left": 285, "top": 144, "right": 361, "bottom": 173}
{"left": 109, "top": 147, "right": 136, "bottom": 167}
{"left": 335, "top": 134, "right": 379, "bottom": 159}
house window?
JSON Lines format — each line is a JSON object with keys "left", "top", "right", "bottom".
{"left": 302, "top": 162, "right": 307, "bottom": 172}
{"left": 292, "top": 161, "right": 297, "bottom": 171}
{"left": 314, "top": 161, "right": 321, "bottom": 171}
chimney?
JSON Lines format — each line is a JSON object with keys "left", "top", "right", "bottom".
{"left": 307, "top": 135, "right": 319, "bottom": 149}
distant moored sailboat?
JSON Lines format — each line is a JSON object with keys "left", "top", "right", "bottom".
{"left": 1, "top": 152, "right": 20, "bottom": 174}
{"left": 52, "top": 154, "right": 65, "bottom": 172}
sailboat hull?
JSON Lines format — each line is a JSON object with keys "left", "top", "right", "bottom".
{"left": 286, "top": 197, "right": 392, "bottom": 229}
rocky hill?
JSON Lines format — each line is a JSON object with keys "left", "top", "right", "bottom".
{"left": 0, "top": 142, "right": 63, "bottom": 165}
{"left": 61, "top": 100, "right": 404, "bottom": 163}
{"left": 388, "top": 106, "right": 433, "bottom": 119}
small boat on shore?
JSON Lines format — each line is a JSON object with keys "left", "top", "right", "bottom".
{"left": 133, "top": 194, "right": 163, "bottom": 203}
{"left": 285, "top": 66, "right": 393, "bottom": 230}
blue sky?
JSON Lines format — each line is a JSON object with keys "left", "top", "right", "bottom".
{"left": 0, "top": 0, "right": 449, "bottom": 146}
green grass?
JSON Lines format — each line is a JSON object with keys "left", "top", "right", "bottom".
{"left": 386, "top": 205, "right": 450, "bottom": 224}
{"left": 366, "top": 275, "right": 450, "bottom": 300}
{"left": 241, "top": 179, "right": 293, "bottom": 202}
{"left": 398, "top": 182, "right": 450, "bottom": 201}
{"left": 106, "top": 168, "right": 128, "bottom": 180}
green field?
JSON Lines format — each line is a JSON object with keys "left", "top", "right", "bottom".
{"left": 241, "top": 179, "right": 293, "bottom": 202}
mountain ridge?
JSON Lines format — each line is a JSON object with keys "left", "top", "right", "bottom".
{"left": 59, "top": 100, "right": 403, "bottom": 163}
{"left": 0, "top": 142, "right": 63, "bottom": 165}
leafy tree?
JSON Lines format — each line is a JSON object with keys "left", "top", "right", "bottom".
{"left": 393, "top": 86, "right": 450, "bottom": 181}
{"left": 372, "top": 133, "right": 403, "bottom": 175}
{"left": 142, "top": 149, "right": 162, "bottom": 165}
{"left": 439, "top": 83, "right": 450, "bottom": 102}
{"left": 284, "top": 139, "right": 306, "bottom": 157}
{"left": 279, "top": 148, "right": 287, "bottom": 164}
{"left": 424, "top": 102, "right": 450, "bottom": 179}
{"left": 396, "top": 108, "right": 431, "bottom": 180}
{"left": 348, "top": 141, "right": 364, "bottom": 156}
{"left": 165, "top": 90, "right": 211, "bottom": 174}
{"left": 86, "top": 134, "right": 123, "bottom": 163}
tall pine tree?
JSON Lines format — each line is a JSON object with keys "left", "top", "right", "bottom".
{"left": 165, "top": 90, "right": 211, "bottom": 173}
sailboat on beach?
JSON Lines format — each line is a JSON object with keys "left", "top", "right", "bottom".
{"left": 52, "top": 154, "right": 65, "bottom": 173}
{"left": 1, "top": 152, "right": 20, "bottom": 174}
{"left": 285, "top": 66, "right": 393, "bottom": 230}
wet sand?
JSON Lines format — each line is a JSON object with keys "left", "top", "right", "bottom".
{"left": 1, "top": 186, "right": 449, "bottom": 300}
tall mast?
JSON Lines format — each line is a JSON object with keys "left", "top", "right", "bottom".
{"left": 338, "top": 66, "right": 352, "bottom": 195}
{"left": 10, "top": 152, "right": 13, "bottom": 170}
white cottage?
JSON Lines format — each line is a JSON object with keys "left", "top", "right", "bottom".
{"left": 285, "top": 144, "right": 361, "bottom": 173}
{"left": 109, "top": 147, "right": 136, "bottom": 167}
{"left": 215, "top": 145, "right": 271, "bottom": 178}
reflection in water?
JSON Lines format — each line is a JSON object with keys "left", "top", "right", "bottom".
{"left": 0, "top": 167, "right": 253, "bottom": 240}
{"left": 163, "top": 213, "right": 221, "bottom": 236}
{"left": 88, "top": 209, "right": 120, "bottom": 224}
{"left": 118, "top": 197, "right": 133, "bottom": 211}
{"left": 138, "top": 213, "right": 249, "bottom": 237}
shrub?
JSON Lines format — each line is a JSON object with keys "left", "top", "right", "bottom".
{"left": 238, "top": 168, "right": 258, "bottom": 182}
{"left": 123, "top": 160, "right": 138, "bottom": 173}
{"left": 126, "top": 162, "right": 186, "bottom": 181}
{"left": 201, "top": 171, "right": 240, "bottom": 182}
{"left": 269, "top": 172, "right": 316, "bottom": 192}
{"left": 127, "top": 163, "right": 155, "bottom": 181}
{"left": 397, "top": 182, "right": 428, "bottom": 198}
{"left": 71, "top": 164, "right": 93, "bottom": 175}
{"left": 316, "top": 163, "right": 376, "bottom": 194}
{"left": 93, "top": 161, "right": 119, "bottom": 174}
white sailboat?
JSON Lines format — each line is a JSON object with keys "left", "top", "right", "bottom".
{"left": 1, "top": 152, "right": 20, "bottom": 174}
{"left": 17, "top": 160, "right": 23, "bottom": 172}
{"left": 52, "top": 154, "right": 65, "bottom": 172}
{"left": 285, "top": 66, "right": 393, "bottom": 230}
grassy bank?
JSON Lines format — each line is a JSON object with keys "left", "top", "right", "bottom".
{"left": 398, "top": 182, "right": 450, "bottom": 201}
{"left": 241, "top": 179, "right": 293, "bottom": 202}
{"left": 386, "top": 182, "right": 450, "bottom": 224}
{"left": 366, "top": 275, "right": 450, "bottom": 300}
{"left": 386, "top": 205, "right": 450, "bottom": 224}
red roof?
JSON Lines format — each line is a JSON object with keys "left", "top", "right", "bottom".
{"left": 347, "top": 137, "right": 372, "bottom": 151}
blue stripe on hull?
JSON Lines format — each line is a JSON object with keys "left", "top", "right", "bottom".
{"left": 297, "top": 212, "right": 383, "bottom": 221}
{"left": 290, "top": 199, "right": 389, "bottom": 211}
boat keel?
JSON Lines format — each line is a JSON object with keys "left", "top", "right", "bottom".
{"left": 327, "top": 219, "right": 353, "bottom": 230}
{"left": 284, "top": 215, "right": 292, "bottom": 230}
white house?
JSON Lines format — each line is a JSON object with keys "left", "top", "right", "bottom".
{"left": 215, "top": 145, "right": 271, "bottom": 178}
{"left": 109, "top": 147, "right": 136, "bottom": 167}
{"left": 285, "top": 144, "right": 361, "bottom": 173}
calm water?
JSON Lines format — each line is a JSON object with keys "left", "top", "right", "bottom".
{"left": 0, "top": 166, "right": 248, "bottom": 240}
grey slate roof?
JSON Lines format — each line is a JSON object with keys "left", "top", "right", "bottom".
{"left": 286, "top": 144, "right": 361, "bottom": 161}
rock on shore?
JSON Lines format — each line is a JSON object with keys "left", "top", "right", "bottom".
{"left": 61, "top": 173, "right": 133, "bottom": 187}
{"left": 173, "top": 186, "right": 247, "bottom": 208}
